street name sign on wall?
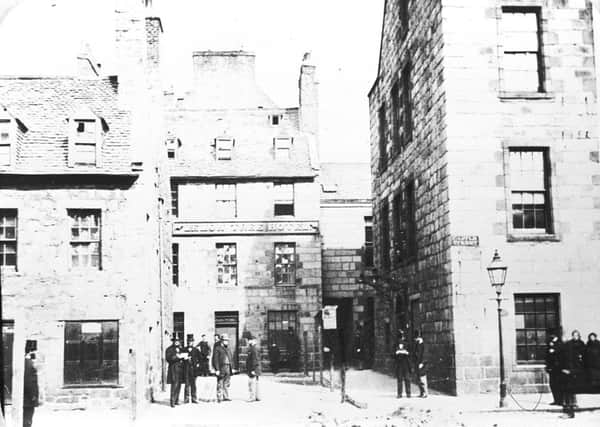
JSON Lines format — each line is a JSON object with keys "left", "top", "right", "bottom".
{"left": 173, "top": 220, "right": 319, "bottom": 236}
{"left": 451, "top": 235, "right": 479, "bottom": 247}
{"left": 322, "top": 305, "right": 337, "bottom": 330}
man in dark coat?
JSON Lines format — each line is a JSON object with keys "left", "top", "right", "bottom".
{"left": 166, "top": 335, "right": 185, "bottom": 407}
{"left": 246, "top": 335, "right": 262, "bottom": 402}
{"left": 183, "top": 334, "right": 201, "bottom": 403}
{"left": 23, "top": 340, "right": 39, "bottom": 427}
{"left": 561, "top": 330, "right": 586, "bottom": 418}
{"left": 353, "top": 329, "right": 364, "bottom": 370}
{"left": 212, "top": 333, "right": 234, "bottom": 402}
{"left": 286, "top": 327, "right": 300, "bottom": 371}
{"left": 412, "top": 330, "right": 428, "bottom": 398}
{"left": 197, "top": 334, "right": 211, "bottom": 376}
{"left": 585, "top": 332, "right": 600, "bottom": 387}
{"left": 268, "top": 343, "right": 280, "bottom": 374}
{"left": 393, "top": 332, "right": 412, "bottom": 398}
{"left": 545, "top": 330, "right": 563, "bottom": 406}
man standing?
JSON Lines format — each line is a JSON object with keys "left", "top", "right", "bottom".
{"left": 183, "top": 334, "right": 201, "bottom": 404}
{"left": 412, "top": 330, "right": 428, "bottom": 398}
{"left": 23, "top": 340, "right": 38, "bottom": 427}
{"left": 393, "top": 331, "right": 412, "bottom": 398}
{"left": 268, "top": 343, "right": 280, "bottom": 374}
{"left": 545, "top": 330, "right": 563, "bottom": 406}
{"left": 212, "top": 333, "right": 234, "bottom": 402}
{"left": 246, "top": 335, "right": 262, "bottom": 402}
{"left": 561, "top": 330, "right": 586, "bottom": 418}
{"left": 198, "top": 334, "right": 211, "bottom": 376}
{"left": 286, "top": 327, "right": 300, "bottom": 372}
{"left": 165, "top": 335, "right": 185, "bottom": 407}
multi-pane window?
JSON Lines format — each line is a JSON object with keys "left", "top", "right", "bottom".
{"left": 73, "top": 120, "right": 97, "bottom": 165}
{"left": 400, "top": 63, "right": 413, "bottom": 148}
{"left": 274, "top": 243, "right": 296, "bottom": 285}
{"left": 0, "top": 120, "right": 11, "bottom": 166}
{"left": 173, "top": 312, "right": 184, "bottom": 343}
{"left": 404, "top": 181, "right": 417, "bottom": 258}
{"left": 501, "top": 7, "right": 544, "bottom": 93}
{"left": 172, "top": 243, "right": 179, "bottom": 286}
{"left": 515, "top": 294, "right": 560, "bottom": 363}
{"left": 64, "top": 320, "right": 118, "bottom": 385}
{"left": 171, "top": 182, "right": 178, "bottom": 217}
{"left": 215, "top": 138, "right": 234, "bottom": 160}
{"left": 399, "top": 0, "right": 409, "bottom": 39}
{"left": 274, "top": 137, "right": 292, "bottom": 160}
{"left": 509, "top": 149, "right": 551, "bottom": 233}
{"left": 267, "top": 311, "right": 297, "bottom": 362}
{"left": 364, "top": 216, "right": 374, "bottom": 268}
{"left": 392, "top": 193, "right": 403, "bottom": 264}
{"left": 274, "top": 183, "right": 294, "bottom": 216}
{"left": 69, "top": 210, "right": 101, "bottom": 269}
{"left": 378, "top": 106, "right": 388, "bottom": 172}
{"left": 215, "top": 184, "right": 237, "bottom": 218}
{"left": 216, "top": 243, "right": 237, "bottom": 286}
{"left": 380, "top": 201, "right": 390, "bottom": 271}
{"left": 0, "top": 210, "right": 17, "bottom": 268}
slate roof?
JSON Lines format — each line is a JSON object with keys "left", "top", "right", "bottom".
{"left": 319, "top": 162, "right": 372, "bottom": 202}
{"left": 0, "top": 76, "right": 134, "bottom": 175}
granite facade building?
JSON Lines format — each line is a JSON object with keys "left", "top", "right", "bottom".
{"left": 0, "top": 0, "right": 167, "bottom": 419}
{"left": 369, "top": 0, "right": 600, "bottom": 394}
{"left": 164, "top": 51, "right": 322, "bottom": 371}
{"left": 319, "top": 162, "right": 375, "bottom": 367}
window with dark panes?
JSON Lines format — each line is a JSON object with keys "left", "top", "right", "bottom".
{"left": 274, "top": 242, "right": 296, "bottom": 285}
{"left": 173, "top": 312, "right": 184, "bottom": 342}
{"left": 274, "top": 183, "right": 294, "bottom": 216}
{"left": 170, "top": 182, "right": 178, "bottom": 217}
{"left": 392, "top": 194, "right": 403, "bottom": 264}
{"left": 172, "top": 243, "right": 179, "bottom": 286}
{"left": 378, "top": 106, "right": 388, "bottom": 172}
{"left": 69, "top": 209, "right": 101, "bottom": 269}
{"left": 391, "top": 82, "right": 401, "bottom": 154}
{"left": 380, "top": 201, "right": 390, "bottom": 271}
{"left": 216, "top": 243, "right": 237, "bottom": 286}
{"left": 515, "top": 294, "right": 560, "bottom": 363}
{"left": 0, "top": 209, "right": 17, "bottom": 268}
{"left": 510, "top": 149, "right": 552, "bottom": 233}
{"left": 404, "top": 181, "right": 417, "bottom": 258}
{"left": 400, "top": 63, "right": 413, "bottom": 147}
{"left": 501, "top": 7, "right": 544, "bottom": 93}
{"left": 64, "top": 321, "right": 118, "bottom": 385}
{"left": 267, "top": 311, "right": 297, "bottom": 363}
{"left": 364, "top": 216, "right": 374, "bottom": 268}
{"left": 215, "top": 184, "right": 237, "bottom": 218}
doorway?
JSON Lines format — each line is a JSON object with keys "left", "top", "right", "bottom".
{"left": 214, "top": 311, "right": 239, "bottom": 369}
{"left": 267, "top": 310, "right": 299, "bottom": 370}
{"left": 2, "top": 320, "right": 14, "bottom": 406}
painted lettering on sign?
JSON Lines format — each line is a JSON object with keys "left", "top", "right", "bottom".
{"left": 451, "top": 235, "right": 479, "bottom": 247}
{"left": 173, "top": 221, "right": 319, "bottom": 236}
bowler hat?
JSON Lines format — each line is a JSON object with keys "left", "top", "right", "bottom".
{"left": 220, "top": 333, "right": 229, "bottom": 341}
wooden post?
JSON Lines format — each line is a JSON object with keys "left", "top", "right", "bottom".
{"left": 318, "top": 326, "right": 323, "bottom": 386}
{"left": 11, "top": 315, "right": 24, "bottom": 427}
{"left": 303, "top": 330, "right": 308, "bottom": 377}
{"left": 311, "top": 329, "right": 316, "bottom": 383}
{"left": 340, "top": 364, "right": 346, "bottom": 403}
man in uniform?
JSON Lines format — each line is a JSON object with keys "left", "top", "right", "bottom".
{"left": 412, "top": 330, "right": 428, "bottom": 398}
{"left": 198, "top": 334, "right": 211, "bottom": 376}
{"left": 212, "top": 333, "right": 234, "bottom": 402}
{"left": 165, "top": 334, "right": 185, "bottom": 407}
{"left": 183, "top": 334, "right": 201, "bottom": 403}
{"left": 246, "top": 334, "right": 262, "bottom": 402}
{"left": 393, "top": 331, "right": 412, "bottom": 398}
{"left": 545, "top": 329, "right": 563, "bottom": 406}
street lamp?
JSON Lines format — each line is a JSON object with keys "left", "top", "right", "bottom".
{"left": 487, "top": 249, "right": 508, "bottom": 408}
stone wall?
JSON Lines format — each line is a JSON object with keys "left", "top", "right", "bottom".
{"left": 368, "top": 0, "right": 454, "bottom": 392}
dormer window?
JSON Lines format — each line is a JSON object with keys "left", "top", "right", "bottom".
{"left": 274, "top": 137, "right": 292, "bottom": 160}
{"left": 215, "top": 137, "right": 234, "bottom": 160}
{"left": 270, "top": 115, "right": 282, "bottom": 126}
{"left": 166, "top": 135, "right": 180, "bottom": 159}
{"left": 68, "top": 107, "right": 102, "bottom": 168}
{"left": 0, "top": 119, "right": 11, "bottom": 166}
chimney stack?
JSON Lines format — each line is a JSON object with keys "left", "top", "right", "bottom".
{"left": 299, "top": 52, "right": 319, "bottom": 137}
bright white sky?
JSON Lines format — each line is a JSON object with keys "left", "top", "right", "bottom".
{"left": 0, "top": 0, "right": 383, "bottom": 162}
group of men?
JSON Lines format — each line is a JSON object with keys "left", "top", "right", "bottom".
{"left": 165, "top": 332, "right": 262, "bottom": 406}
{"left": 545, "top": 329, "right": 600, "bottom": 418}
{"left": 393, "top": 330, "right": 428, "bottom": 399}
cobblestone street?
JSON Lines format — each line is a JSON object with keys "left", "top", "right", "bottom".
{"left": 18, "top": 370, "right": 600, "bottom": 426}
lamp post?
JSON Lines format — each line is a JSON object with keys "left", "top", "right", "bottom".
{"left": 487, "top": 249, "right": 508, "bottom": 408}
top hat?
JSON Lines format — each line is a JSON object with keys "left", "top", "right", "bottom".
{"left": 25, "top": 340, "right": 37, "bottom": 354}
{"left": 171, "top": 332, "right": 182, "bottom": 342}
{"left": 186, "top": 334, "right": 195, "bottom": 343}
{"left": 220, "top": 333, "right": 229, "bottom": 341}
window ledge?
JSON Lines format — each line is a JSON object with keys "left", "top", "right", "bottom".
{"left": 62, "top": 384, "right": 122, "bottom": 389}
{"left": 275, "top": 284, "right": 296, "bottom": 287}
{"left": 499, "top": 91, "right": 554, "bottom": 101}
{"left": 513, "top": 363, "right": 545, "bottom": 371}
{"left": 507, "top": 233, "right": 560, "bottom": 242}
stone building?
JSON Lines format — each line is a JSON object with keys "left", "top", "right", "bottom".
{"left": 319, "top": 162, "right": 375, "bottom": 367}
{"left": 0, "top": 0, "right": 167, "bottom": 417}
{"left": 164, "top": 51, "right": 322, "bottom": 371}
{"left": 368, "top": 0, "right": 600, "bottom": 394}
